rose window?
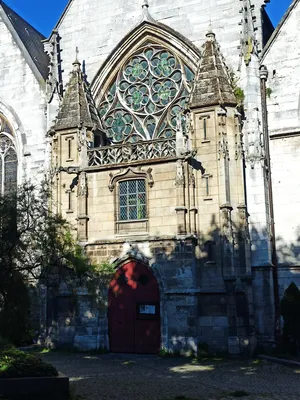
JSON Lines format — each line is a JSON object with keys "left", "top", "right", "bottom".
{"left": 98, "top": 44, "right": 195, "bottom": 143}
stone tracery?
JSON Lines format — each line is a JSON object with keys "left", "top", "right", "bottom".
{"left": 98, "top": 43, "right": 195, "bottom": 144}
{"left": 0, "top": 115, "right": 18, "bottom": 195}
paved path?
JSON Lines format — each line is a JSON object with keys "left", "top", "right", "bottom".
{"left": 43, "top": 353, "right": 300, "bottom": 400}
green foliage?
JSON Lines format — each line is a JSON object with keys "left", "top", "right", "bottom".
{"left": 266, "top": 87, "right": 272, "bottom": 99}
{"left": 0, "top": 337, "right": 12, "bottom": 351}
{"left": 85, "top": 260, "right": 116, "bottom": 308}
{"left": 158, "top": 348, "right": 181, "bottom": 357}
{"left": 281, "top": 282, "right": 300, "bottom": 355}
{"left": 0, "top": 180, "right": 92, "bottom": 345}
{"left": 0, "top": 271, "right": 32, "bottom": 346}
{"left": 234, "top": 87, "right": 245, "bottom": 105}
{"left": 228, "top": 69, "right": 245, "bottom": 106}
{"left": 0, "top": 348, "right": 58, "bottom": 379}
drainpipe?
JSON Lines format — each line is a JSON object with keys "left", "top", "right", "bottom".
{"left": 260, "top": 65, "right": 280, "bottom": 343}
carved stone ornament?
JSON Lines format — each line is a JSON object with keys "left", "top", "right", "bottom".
{"left": 88, "top": 138, "right": 176, "bottom": 166}
{"left": 218, "top": 137, "right": 230, "bottom": 161}
{"left": 108, "top": 167, "right": 154, "bottom": 192}
{"left": 235, "top": 132, "right": 243, "bottom": 160}
{"left": 220, "top": 204, "right": 233, "bottom": 240}
{"left": 175, "top": 159, "right": 185, "bottom": 187}
{"left": 78, "top": 127, "right": 93, "bottom": 152}
{"left": 237, "top": 204, "right": 250, "bottom": 241}
{"left": 188, "top": 165, "right": 196, "bottom": 188}
{"left": 245, "top": 138, "right": 265, "bottom": 169}
{"left": 78, "top": 171, "right": 88, "bottom": 197}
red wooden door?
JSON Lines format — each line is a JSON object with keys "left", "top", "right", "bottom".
{"left": 108, "top": 261, "right": 160, "bottom": 354}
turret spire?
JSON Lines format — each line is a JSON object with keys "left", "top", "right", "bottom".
{"left": 72, "top": 47, "right": 81, "bottom": 71}
{"left": 189, "top": 32, "right": 236, "bottom": 109}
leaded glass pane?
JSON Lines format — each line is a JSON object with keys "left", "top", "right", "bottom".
{"left": 119, "top": 179, "right": 146, "bottom": 221}
{"left": 0, "top": 116, "right": 17, "bottom": 196}
{"left": 4, "top": 149, "right": 18, "bottom": 194}
{"left": 99, "top": 44, "right": 195, "bottom": 143}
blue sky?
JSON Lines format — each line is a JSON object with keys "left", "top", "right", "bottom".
{"left": 3, "top": 0, "right": 294, "bottom": 37}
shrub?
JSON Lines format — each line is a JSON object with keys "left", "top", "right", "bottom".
{"left": 0, "top": 348, "right": 58, "bottom": 379}
{"left": 281, "top": 282, "right": 300, "bottom": 355}
{"left": 0, "top": 336, "right": 13, "bottom": 351}
{"left": 0, "top": 271, "right": 33, "bottom": 346}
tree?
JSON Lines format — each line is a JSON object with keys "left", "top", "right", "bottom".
{"left": 0, "top": 181, "right": 88, "bottom": 344}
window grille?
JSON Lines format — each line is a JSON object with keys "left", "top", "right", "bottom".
{"left": 119, "top": 179, "right": 147, "bottom": 221}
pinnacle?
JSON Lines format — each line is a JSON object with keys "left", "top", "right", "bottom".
{"left": 72, "top": 47, "right": 81, "bottom": 71}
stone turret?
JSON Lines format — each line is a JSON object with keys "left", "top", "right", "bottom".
{"left": 52, "top": 55, "right": 106, "bottom": 147}
{"left": 188, "top": 32, "right": 255, "bottom": 355}
{"left": 189, "top": 31, "right": 236, "bottom": 110}
{"left": 50, "top": 55, "right": 108, "bottom": 241}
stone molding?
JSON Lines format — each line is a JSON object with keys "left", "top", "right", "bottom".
{"left": 88, "top": 138, "right": 176, "bottom": 167}
{"left": 108, "top": 166, "right": 154, "bottom": 192}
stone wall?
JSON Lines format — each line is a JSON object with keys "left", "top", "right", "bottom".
{"left": 0, "top": 10, "right": 47, "bottom": 184}
{"left": 263, "top": 0, "right": 300, "bottom": 302}
{"left": 49, "top": 0, "right": 243, "bottom": 84}
{"left": 263, "top": 1, "right": 300, "bottom": 137}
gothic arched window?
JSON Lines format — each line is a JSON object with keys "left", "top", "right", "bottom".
{"left": 98, "top": 43, "right": 195, "bottom": 144}
{"left": 0, "top": 116, "right": 18, "bottom": 195}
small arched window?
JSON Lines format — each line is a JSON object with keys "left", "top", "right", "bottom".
{"left": 0, "top": 116, "right": 18, "bottom": 195}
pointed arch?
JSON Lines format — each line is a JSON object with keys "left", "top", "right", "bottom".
{"left": 91, "top": 21, "right": 201, "bottom": 144}
{"left": 0, "top": 116, "right": 18, "bottom": 194}
{"left": 108, "top": 255, "right": 164, "bottom": 353}
{"left": 0, "top": 102, "right": 25, "bottom": 193}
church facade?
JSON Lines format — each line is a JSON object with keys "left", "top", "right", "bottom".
{"left": 0, "top": 0, "right": 300, "bottom": 355}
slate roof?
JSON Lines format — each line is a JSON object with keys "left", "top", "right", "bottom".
{"left": 53, "top": 59, "right": 104, "bottom": 131}
{"left": 0, "top": 1, "right": 49, "bottom": 80}
{"left": 189, "top": 32, "right": 236, "bottom": 109}
{"left": 262, "top": 0, "right": 300, "bottom": 60}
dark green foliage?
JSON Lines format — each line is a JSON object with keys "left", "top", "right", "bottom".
{"left": 0, "top": 181, "right": 92, "bottom": 345}
{"left": 0, "top": 271, "right": 32, "bottom": 346}
{"left": 0, "top": 348, "right": 58, "bottom": 379}
{"left": 281, "top": 282, "right": 300, "bottom": 355}
{"left": 0, "top": 337, "right": 12, "bottom": 351}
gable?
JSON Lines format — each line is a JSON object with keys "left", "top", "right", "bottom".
{"left": 91, "top": 21, "right": 201, "bottom": 144}
{"left": 0, "top": 2, "right": 49, "bottom": 82}
{"left": 262, "top": 0, "right": 300, "bottom": 60}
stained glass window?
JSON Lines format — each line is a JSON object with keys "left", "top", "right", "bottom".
{"left": 0, "top": 116, "right": 18, "bottom": 195}
{"left": 119, "top": 180, "right": 146, "bottom": 221}
{"left": 99, "top": 44, "right": 195, "bottom": 144}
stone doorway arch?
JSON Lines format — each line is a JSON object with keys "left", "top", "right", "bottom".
{"left": 108, "top": 259, "right": 160, "bottom": 354}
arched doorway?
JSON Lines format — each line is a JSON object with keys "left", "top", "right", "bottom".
{"left": 108, "top": 260, "right": 160, "bottom": 354}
